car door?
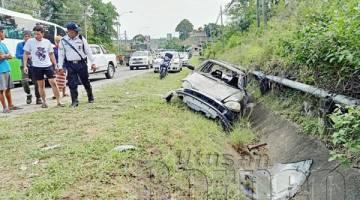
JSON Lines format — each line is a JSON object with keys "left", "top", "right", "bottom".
{"left": 96, "top": 46, "right": 108, "bottom": 71}
{"left": 90, "top": 46, "right": 103, "bottom": 72}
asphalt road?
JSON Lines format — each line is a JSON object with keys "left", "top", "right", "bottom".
{"left": 2, "top": 66, "right": 151, "bottom": 116}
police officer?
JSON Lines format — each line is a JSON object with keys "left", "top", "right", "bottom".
{"left": 58, "top": 22, "right": 96, "bottom": 107}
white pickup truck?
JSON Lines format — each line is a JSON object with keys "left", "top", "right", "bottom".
{"left": 89, "top": 44, "right": 117, "bottom": 79}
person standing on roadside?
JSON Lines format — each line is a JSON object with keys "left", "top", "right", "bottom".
{"left": 0, "top": 26, "right": 21, "bottom": 113}
{"left": 16, "top": 30, "right": 42, "bottom": 105}
{"left": 58, "top": 22, "right": 96, "bottom": 108}
{"left": 53, "top": 35, "right": 68, "bottom": 98}
{"left": 23, "top": 25, "right": 64, "bottom": 108}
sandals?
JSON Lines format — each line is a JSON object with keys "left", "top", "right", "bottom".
{"left": 57, "top": 103, "right": 65, "bottom": 107}
{"left": 9, "top": 106, "right": 22, "bottom": 111}
{"left": 41, "top": 103, "right": 48, "bottom": 108}
{"left": 2, "top": 108, "right": 10, "bottom": 113}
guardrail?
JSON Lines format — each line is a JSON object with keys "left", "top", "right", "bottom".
{"left": 216, "top": 59, "right": 360, "bottom": 106}
{"left": 250, "top": 71, "right": 360, "bottom": 106}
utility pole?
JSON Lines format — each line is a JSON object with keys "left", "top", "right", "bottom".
{"left": 220, "top": 6, "right": 225, "bottom": 48}
{"left": 117, "top": 21, "right": 121, "bottom": 54}
{"left": 117, "top": 11, "right": 133, "bottom": 53}
{"left": 124, "top": 30, "right": 127, "bottom": 48}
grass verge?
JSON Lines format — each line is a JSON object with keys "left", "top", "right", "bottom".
{"left": 0, "top": 58, "right": 254, "bottom": 199}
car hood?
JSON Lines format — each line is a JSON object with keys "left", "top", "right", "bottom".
{"left": 182, "top": 72, "right": 243, "bottom": 102}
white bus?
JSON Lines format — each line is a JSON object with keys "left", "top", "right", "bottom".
{"left": 0, "top": 8, "right": 66, "bottom": 81}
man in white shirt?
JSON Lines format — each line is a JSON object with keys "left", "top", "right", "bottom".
{"left": 23, "top": 25, "right": 64, "bottom": 108}
{"left": 58, "top": 22, "right": 96, "bottom": 108}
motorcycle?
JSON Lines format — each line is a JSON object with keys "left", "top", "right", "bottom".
{"left": 159, "top": 53, "right": 173, "bottom": 79}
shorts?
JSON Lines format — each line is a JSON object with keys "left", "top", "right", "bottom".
{"left": 0, "top": 72, "right": 14, "bottom": 90}
{"left": 32, "top": 66, "right": 55, "bottom": 81}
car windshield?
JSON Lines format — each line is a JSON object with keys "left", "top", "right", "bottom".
{"left": 132, "top": 51, "right": 148, "bottom": 56}
{"left": 200, "top": 62, "right": 246, "bottom": 89}
{"left": 161, "top": 52, "right": 179, "bottom": 59}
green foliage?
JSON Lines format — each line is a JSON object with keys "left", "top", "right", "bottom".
{"left": 204, "top": 23, "right": 221, "bottom": 38}
{"left": 229, "top": 122, "right": 255, "bottom": 148}
{"left": 88, "top": 0, "right": 118, "bottom": 46}
{"left": 226, "top": 0, "right": 256, "bottom": 32}
{"left": 175, "top": 19, "right": 194, "bottom": 40}
{"left": 330, "top": 106, "right": 360, "bottom": 166}
{"left": 5, "top": 0, "right": 118, "bottom": 49}
{"left": 160, "top": 38, "right": 185, "bottom": 52}
{"left": 40, "top": 0, "right": 67, "bottom": 24}
{"left": 133, "top": 34, "right": 145, "bottom": 43}
{"left": 280, "top": 0, "right": 360, "bottom": 96}
{"left": 5, "top": 0, "right": 41, "bottom": 15}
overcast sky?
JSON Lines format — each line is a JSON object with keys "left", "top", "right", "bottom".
{"left": 106, "top": 0, "right": 230, "bottom": 39}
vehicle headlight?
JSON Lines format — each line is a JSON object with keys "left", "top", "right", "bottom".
{"left": 182, "top": 81, "right": 192, "bottom": 89}
{"left": 224, "top": 93, "right": 244, "bottom": 102}
{"left": 224, "top": 101, "right": 241, "bottom": 112}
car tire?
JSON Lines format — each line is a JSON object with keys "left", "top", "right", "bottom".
{"left": 130, "top": 66, "right": 134, "bottom": 70}
{"left": 105, "top": 63, "right": 115, "bottom": 79}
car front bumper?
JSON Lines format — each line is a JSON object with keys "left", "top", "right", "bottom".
{"left": 165, "top": 88, "right": 238, "bottom": 131}
{"left": 168, "top": 64, "right": 181, "bottom": 72}
{"left": 129, "top": 61, "right": 149, "bottom": 67}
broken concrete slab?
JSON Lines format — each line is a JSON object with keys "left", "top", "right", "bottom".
{"left": 241, "top": 160, "right": 312, "bottom": 200}
{"left": 250, "top": 103, "right": 360, "bottom": 200}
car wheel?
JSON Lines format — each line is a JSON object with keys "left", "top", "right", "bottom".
{"left": 105, "top": 63, "right": 115, "bottom": 79}
{"left": 130, "top": 66, "right": 134, "bottom": 70}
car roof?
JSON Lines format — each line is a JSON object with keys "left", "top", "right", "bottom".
{"left": 203, "top": 59, "right": 247, "bottom": 75}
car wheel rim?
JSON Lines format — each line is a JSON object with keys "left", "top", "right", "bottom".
{"left": 109, "top": 66, "right": 114, "bottom": 77}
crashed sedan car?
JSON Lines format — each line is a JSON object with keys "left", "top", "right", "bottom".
{"left": 165, "top": 60, "right": 249, "bottom": 130}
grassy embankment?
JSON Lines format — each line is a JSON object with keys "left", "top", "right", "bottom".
{"left": 205, "top": 0, "right": 360, "bottom": 165}
{"left": 0, "top": 57, "right": 255, "bottom": 199}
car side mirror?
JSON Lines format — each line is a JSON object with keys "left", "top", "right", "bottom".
{"left": 183, "top": 63, "right": 195, "bottom": 70}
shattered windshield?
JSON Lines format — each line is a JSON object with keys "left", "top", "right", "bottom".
{"left": 200, "top": 62, "right": 244, "bottom": 89}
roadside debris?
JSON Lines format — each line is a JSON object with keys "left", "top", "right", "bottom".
{"left": 20, "top": 165, "right": 27, "bottom": 171}
{"left": 165, "top": 60, "right": 249, "bottom": 131}
{"left": 32, "top": 160, "right": 40, "bottom": 166}
{"left": 240, "top": 160, "right": 313, "bottom": 200}
{"left": 40, "top": 144, "right": 61, "bottom": 151}
{"left": 114, "top": 145, "right": 136, "bottom": 152}
{"left": 248, "top": 143, "right": 268, "bottom": 151}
